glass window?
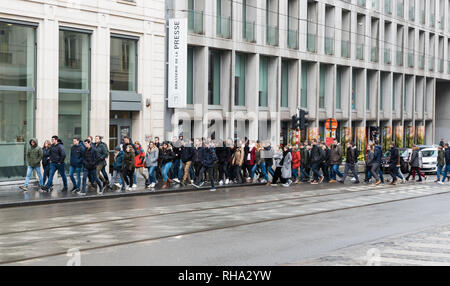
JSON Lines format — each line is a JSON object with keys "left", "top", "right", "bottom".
{"left": 110, "top": 37, "right": 137, "bottom": 91}
{"left": 0, "top": 22, "right": 35, "bottom": 181}
{"left": 59, "top": 30, "right": 90, "bottom": 90}
{"left": 59, "top": 29, "right": 90, "bottom": 163}
{"left": 259, "top": 56, "right": 268, "bottom": 107}
{"left": 319, "top": 67, "right": 325, "bottom": 109}
{"left": 235, "top": 53, "right": 246, "bottom": 106}
{"left": 366, "top": 74, "right": 370, "bottom": 111}
{"left": 336, "top": 68, "right": 342, "bottom": 110}
{"left": 187, "top": 47, "right": 194, "bottom": 105}
{"left": 301, "top": 63, "right": 307, "bottom": 108}
{"left": 208, "top": 50, "right": 221, "bottom": 105}
{"left": 281, "top": 60, "right": 288, "bottom": 108}
{"left": 0, "top": 22, "right": 35, "bottom": 87}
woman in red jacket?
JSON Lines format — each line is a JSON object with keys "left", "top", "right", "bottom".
{"left": 134, "top": 141, "right": 149, "bottom": 188}
{"left": 291, "top": 145, "right": 301, "bottom": 183}
{"left": 246, "top": 141, "right": 257, "bottom": 183}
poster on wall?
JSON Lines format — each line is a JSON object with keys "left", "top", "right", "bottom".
{"left": 168, "top": 18, "right": 187, "bottom": 109}
{"left": 416, "top": 125, "right": 425, "bottom": 145}
{"left": 382, "top": 126, "right": 392, "bottom": 153}
{"left": 356, "top": 127, "right": 366, "bottom": 161}
{"left": 395, "top": 126, "right": 404, "bottom": 148}
{"left": 406, "top": 126, "right": 415, "bottom": 148}
{"left": 341, "top": 127, "right": 352, "bottom": 156}
{"left": 308, "top": 127, "right": 319, "bottom": 142}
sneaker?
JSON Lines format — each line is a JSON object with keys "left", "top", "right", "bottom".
{"left": 260, "top": 179, "right": 267, "bottom": 184}
{"left": 210, "top": 188, "right": 216, "bottom": 192}
{"left": 219, "top": 180, "right": 224, "bottom": 186}
{"left": 76, "top": 191, "right": 86, "bottom": 196}
{"left": 199, "top": 182, "right": 205, "bottom": 187}
{"left": 60, "top": 187, "right": 68, "bottom": 192}
{"left": 127, "top": 187, "right": 133, "bottom": 192}
{"left": 282, "top": 183, "right": 290, "bottom": 187}
{"left": 311, "top": 181, "right": 318, "bottom": 185}
{"left": 19, "top": 185, "right": 29, "bottom": 192}
{"left": 72, "top": 188, "right": 80, "bottom": 194}
{"left": 190, "top": 180, "right": 194, "bottom": 184}
{"left": 438, "top": 181, "right": 444, "bottom": 185}
{"left": 150, "top": 183, "right": 156, "bottom": 188}
{"left": 115, "top": 183, "right": 122, "bottom": 188}
{"left": 271, "top": 184, "right": 278, "bottom": 187}
{"left": 192, "top": 183, "right": 200, "bottom": 189}
{"left": 225, "top": 179, "right": 230, "bottom": 185}
{"left": 338, "top": 180, "right": 344, "bottom": 184}
{"left": 132, "top": 184, "right": 137, "bottom": 189}
{"left": 329, "top": 180, "right": 337, "bottom": 183}
{"left": 173, "top": 178, "right": 180, "bottom": 184}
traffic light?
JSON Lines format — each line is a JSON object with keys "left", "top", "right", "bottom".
{"left": 299, "top": 109, "right": 309, "bottom": 130}
{"left": 291, "top": 115, "right": 300, "bottom": 130}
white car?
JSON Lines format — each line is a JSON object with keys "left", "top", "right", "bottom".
{"left": 421, "top": 148, "right": 438, "bottom": 174}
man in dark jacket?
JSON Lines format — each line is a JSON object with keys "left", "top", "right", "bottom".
{"left": 436, "top": 145, "right": 446, "bottom": 183}
{"left": 339, "top": 142, "right": 360, "bottom": 184}
{"left": 180, "top": 139, "right": 194, "bottom": 186}
{"left": 20, "top": 138, "right": 43, "bottom": 192}
{"left": 299, "top": 143, "right": 310, "bottom": 183}
{"left": 171, "top": 137, "right": 184, "bottom": 183}
{"left": 194, "top": 142, "right": 217, "bottom": 191}
{"left": 42, "top": 136, "right": 68, "bottom": 192}
{"left": 371, "top": 143, "right": 383, "bottom": 185}
{"left": 94, "top": 136, "right": 109, "bottom": 187}
{"left": 440, "top": 143, "right": 450, "bottom": 184}
{"left": 77, "top": 139, "right": 104, "bottom": 196}
{"left": 329, "top": 140, "right": 343, "bottom": 182}
{"left": 388, "top": 142, "right": 400, "bottom": 185}
{"left": 69, "top": 138, "right": 85, "bottom": 193}
{"left": 310, "top": 140, "right": 324, "bottom": 184}
{"left": 216, "top": 140, "right": 231, "bottom": 185}
{"left": 193, "top": 138, "right": 204, "bottom": 182}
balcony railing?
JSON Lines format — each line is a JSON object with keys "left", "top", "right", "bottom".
{"left": 371, "top": 46, "right": 379, "bottom": 62}
{"left": 287, "top": 29, "right": 298, "bottom": 49}
{"left": 266, "top": 25, "right": 279, "bottom": 46}
{"left": 356, "top": 43, "right": 364, "bottom": 60}
{"left": 307, "top": 33, "right": 317, "bottom": 52}
{"left": 325, "top": 36, "right": 334, "bottom": 55}
{"left": 408, "top": 52, "right": 414, "bottom": 67}
{"left": 341, "top": 40, "right": 350, "bottom": 58}
{"left": 243, "top": 21, "right": 256, "bottom": 43}
{"left": 216, "top": 15, "right": 231, "bottom": 39}
{"left": 418, "top": 54, "right": 425, "bottom": 69}
{"left": 188, "top": 10, "right": 204, "bottom": 34}
{"left": 396, "top": 50, "right": 403, "bottom": 66}
{"left": 384, "top": 48, "right": 391, "bottom": 64}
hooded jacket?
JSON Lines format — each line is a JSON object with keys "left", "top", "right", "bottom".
{"left": 161, "top": 148, "right": 176, "bottom": 165}
{"left": 300, "top": 147, "right": 309, "bottom": 167}
{"left": 291, "top": 150, "right": 301, "bottom": 169}
{"left": 438, "top": 149, "right": 445, "bottom": 167}
{"left": 95, "top": 141, "right": 108, "bottom": 167}
{"left": 113, "top": 150, "right": 125, "bottom": 171}
{"left": 310, "top": 145, "right": 324, "bottom": 165}
{"left": 203, "top": 147, "right": 217, "bottom": 168}
{"left": 346, "top": 147, "right": 358, "bottom": 164}
{"left": 329, "top": 144, "right": 342, "bottom": 165}
{"left": 145, "top": 147, "right": 159, "bottom": 167}
{"left": 445, "top": 148, "right": 450, "bottom": 165}
{"left": 134, "top": 145, "right": 146, "bottom": 168}
{"left": 122, "top": 149, "right": 136, "bottom": 171}
{"left": 181, "top": 145, "right": 195, "bottom": 163}
{"left": 50, "top": 141, "right": 66, "bottom": 164}
{"left": 42, "top": 146, "right": 51, "bottom": 167}
{"left": 70, "top": 142, "right": 85, "bottom": 168}
{"left": 388, "top": 147, "right": 399, "bottom": 166}
{"left": 83, "top": 146, "right": 98, "bottom": 170}
{"left": 27, "top": 138, "right": 43, "bottom": 167}
{"left": 373, "top": 145, "right": 383, "bottom": 164}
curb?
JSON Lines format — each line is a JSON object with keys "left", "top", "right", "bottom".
{"left": 0, "top": 182, "right": 266, "bottom": 209}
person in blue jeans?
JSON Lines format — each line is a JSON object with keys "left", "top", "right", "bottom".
{"left": 160, "top": 142, "right": 175, "bottom": 189}
{"left": 69, "top": 138, "right": 85, "bottom": 193}
{"left": 436, "top": 145, "right": 445, "bottom": 182}
{"left": 77, "top": 139, "right": 104, "bottom": 196}
{"left": 440, "top": 143, "right": 450, "bottom": 184}
{"left": 145, "top": 141, "right": 159, "bottom": 188}
{"left": 41, "top": 140, "right": 51, "bottom": 186}
{"left": 41, "top": 136, "right": 68, "bottom": 192}
{"left": 20, "top": 138, "right": 43, "bottom": 192}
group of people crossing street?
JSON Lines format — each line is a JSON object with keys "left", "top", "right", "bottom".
{"left": 19, "top": 134, "right": 450, "bottom": 196}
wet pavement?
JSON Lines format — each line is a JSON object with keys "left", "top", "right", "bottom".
{"left": 1, "top": 179, "right": 450, "bottom": 265}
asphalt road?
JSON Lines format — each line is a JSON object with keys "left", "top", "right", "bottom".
{"left": 2, "top": 180, "right": 450, "bottom": 266}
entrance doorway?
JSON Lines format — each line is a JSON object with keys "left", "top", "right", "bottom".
{"left": 109, "top": 111, "right": 132, "bottom": 172}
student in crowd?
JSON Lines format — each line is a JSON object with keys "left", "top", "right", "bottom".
{"left": 20, "top": 138, "right": 43, "bottom": 192}
{"left": 77, "top": 139, "right": 104, "bottom": 196}
{"left": 41, "top": 136, "right": 68, "bottom": 192}
{"left": 145, "top": 141, "right": 159, "bottom": 189}
{"left": 69, "top": 137, "right": 85, "bottom": 193}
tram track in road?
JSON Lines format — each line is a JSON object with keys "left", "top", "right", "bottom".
{"left": 0, "top": 182, "right": 428, "bottom": 237}
{"left": 1, "top": 182, "right": 450, "bottom": 265}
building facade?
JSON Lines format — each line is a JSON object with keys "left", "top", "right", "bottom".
{"left": 167, "top": 0, "right": 450, "bottom": 149}
{"left": 0, "top": 0, "right": 165, "bottom": 181}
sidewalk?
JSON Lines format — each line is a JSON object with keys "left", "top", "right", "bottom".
{"left": 0, "top": 176, "right": 265, "bottom": 209}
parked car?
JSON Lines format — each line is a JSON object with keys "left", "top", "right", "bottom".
{"left": 420, "top": 148, "right": 438, "bottom": 174}
{"left": 382, "top": 148, "right": 412, "bottom": 174}
{"left": 418, "top": 145, "right": 438, "bottom": 151}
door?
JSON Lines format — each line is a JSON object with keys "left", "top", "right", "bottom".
{"left": 109, "top": 118, "right": 132, "bottom": 173}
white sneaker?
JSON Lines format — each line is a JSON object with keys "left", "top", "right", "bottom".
{"left": 260, "top": 179, "right": 267, "bottom": 184}
{"left": 114, "top": 183, "right": 121, "bottom": 188}
{"left": 225, "top": 179, "right": 229, "bottom": 185}
{"left": 210, "top": 188, "right": 216, "bottom": 192}
{"left": 271, "top": 184, "right": 278, "bottom": 187}
{"left": 219, "top": 180, "right": 224, "bottom": 186}
{"left": 282, "top": 183, "right": 290, "bottom": 187}
{"left": 173, "top": 178, "right": 180, "bottom": 184}
{"left": 150, "top": 183, "right": 156, "bottom": 188}
{"left": 438, "top": 181, "right": 444, "bottom": 185}
{"left": 127, "top": 187, "right": 133, "bottom": 192}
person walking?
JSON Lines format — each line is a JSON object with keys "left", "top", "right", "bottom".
{"left": 281, "top": 145, "right": 293, "bottom": 187}
{"left": 339, "top": 142, "right": 360, "bottom": 184}
{"left": 20, "top": 138, "right": 43, "bottom": 192}
{"left": 270, "top": 146, "right": 284, "bottom": 186}
{"left": 329, "top": 140, "right": 343, "bottom": 183}
{"left": 439, "top": 143, "right": 450, "bottom": 184}
{"left": 121, "top": 144, "right": 136, "bottom": 192}
{"left": 145, "top": 142, "right": 159, "bottom": 189}
{"left": 364, "top": 144, "right": 375, "bottom": 184}
{"left": 94, "top": 136, "right": 109, "bottom": 188}
{"left": 193, "top": 142, "right": 217, "bottom": 191}
{"left": 109, "top": 146, "right": 124, "bottom": 191}
{"left": 160, "top": 142, "right": 175, "bottom": 189}
{"left": 291, "top": 145, "right": 301, "bottom": 183}
{"left": 134, "top": 141, "right": 148, "bottom": 188}
{"left": 41, "top": 140, "right": 51, "bottom": 187}
{"left": 77, "top": 139, "right": 104, "bottom": 196}
{"left": 246, "top": 141, "right": 256, "bottom": 183}
{"left": 406, "top": 145, "right": 427, "bottom": 182}
{"left": 69, "top": 138, "right": 85, "bottom": 193}
{"left": 299, "top": 143, "right": 310, "bottom": 183}
{"left": 41, "top": 136, "right": 68, "bottom": 192}
{"left": 216, "top": 140, "right": 231, "bottom": 185}
{"left": 388, "top": 142, "right": 400, "bottom": 185}
{"left": 180, "top": 139, "right": 194, "bottom": 186}
{"left": 310, "top": 140, "right": 324, "bottom": 184}
{"left": 371, "top": 143, "right": 383, "bottom": 185}
{"left": 436, "top": 145, "right": 446, "bottom": 183}
{"left": 232, "top": 141, "right": 245, "bottom": 184}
